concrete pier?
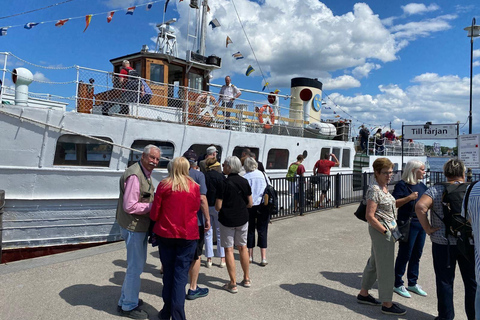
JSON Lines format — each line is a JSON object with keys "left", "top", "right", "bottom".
{"left": 0, "top": 205, "right": 470, "bottom": 320}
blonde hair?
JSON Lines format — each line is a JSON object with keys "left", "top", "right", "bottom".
{"left": 443, "top": 159, "right": 466, "bottom": 179}
{"left": 402, "top": 159, "right": 424, "bottom": 185}
{"left": 161, "top": 157, "right": 196, "bottom": 192}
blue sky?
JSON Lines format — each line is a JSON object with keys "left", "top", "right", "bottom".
{"left": 1, "top": 0, "right": 479, "bottom": 147}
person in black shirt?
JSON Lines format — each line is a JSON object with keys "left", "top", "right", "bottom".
{"left": 215, "top": 156, "right": 253, "bottom": 293}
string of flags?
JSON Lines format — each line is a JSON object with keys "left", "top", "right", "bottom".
{"left": 0, "top": 0, "right": 163, "bottom": 36}
{"left": 245, "top": 65, "right": 255, "bottom": 76}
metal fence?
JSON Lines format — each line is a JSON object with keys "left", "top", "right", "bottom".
{"left": 269, "top": 170, "right": 480, "bottom": 220}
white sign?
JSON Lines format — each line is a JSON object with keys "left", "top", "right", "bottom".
{"left": 459, "top": 134, "right": 480, "bottom": 169}
{"left": 403, "top": 124, "right": 458, "bottom": 140}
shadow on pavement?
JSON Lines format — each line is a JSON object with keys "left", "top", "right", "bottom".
{"left": 280, "top": 282, "right": 433, "bottom": 320}
{"left": 112, "top": 259, "right": 162, "bottom": 278}
{"left": 320, "top": 271, "right": 378, "bottom": 290}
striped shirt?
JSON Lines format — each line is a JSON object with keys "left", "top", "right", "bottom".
{"left": 462, "top": 182, "right": 480, "bottom": 285}
{"left": 424, "top": 184, "right": 458, "bottom": 245}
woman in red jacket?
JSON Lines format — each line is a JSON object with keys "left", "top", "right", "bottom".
{"left": 150, "top": 157, "right": 200, "bottom": 320}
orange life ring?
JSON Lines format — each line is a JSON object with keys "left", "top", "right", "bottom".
{"left": 194, "top": 94, "right": 218, "bottom": 123}
{"left": 258, "top": 105, "right": 275, "bottom": 129}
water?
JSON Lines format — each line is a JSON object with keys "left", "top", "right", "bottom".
{"left": 427, "top": 156, "right": 480, "bottom": 174}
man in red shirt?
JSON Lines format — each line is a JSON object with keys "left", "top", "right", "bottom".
{"left": 313, "top": 153, "right": 339, "bottom": 207}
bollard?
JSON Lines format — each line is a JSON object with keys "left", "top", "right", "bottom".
{"left": 0, "top": 190, "right": 4, "bottom": 263}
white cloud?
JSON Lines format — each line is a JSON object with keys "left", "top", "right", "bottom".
{"left": 474, "top": 49, "right": 480, "bottom": 59}
{"left": 323, "top": 75, "right": 361, "bottom": 90}
{"left": 103, "top": 0, "right": 151, "bottom": 9}
{"left": 390, "top": 14, "right": 456, "bottom": 41}
{"left": 352, "top": 63, "right": 381, "bottom": 79}
{"left": 474, "top": 61, "right": 480, "bottom": 68}
{"left": 32, "top": 72, "right": 49, "bottom": 83}
{"left": 401, "top": 3, "right": 440, "bottom": 15}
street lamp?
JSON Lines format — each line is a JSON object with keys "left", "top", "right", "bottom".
{"left": 464, "top": 18, "right": 480, "bottom": 134}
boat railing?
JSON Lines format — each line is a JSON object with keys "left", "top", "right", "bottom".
{"left": 0, "top": 52, "right": 351, "bottom": 141}
{"left": 354, "top": 135, "right": 426, "bottom": 156}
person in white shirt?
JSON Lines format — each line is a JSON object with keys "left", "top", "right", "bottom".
{"left": 218, "top": 76, "right": 241, "bottom": 129}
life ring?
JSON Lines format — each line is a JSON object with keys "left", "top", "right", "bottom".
{"left": 194, "top": 93, "right": 218, "bottom": 123}
{"left": 258, "top": 105, "right": 275, "bottom": 129}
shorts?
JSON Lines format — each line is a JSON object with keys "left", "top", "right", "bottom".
{"left": 219, "top": 222, "right": 248, "bottom": 248}
{"left": 193, "top": 226, "right": 205, "bottom": 260}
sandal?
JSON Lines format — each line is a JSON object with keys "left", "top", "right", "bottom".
{"left": 222, "top": 282, "right": 238, "bottom": 293}
{"left": 241, "top": 279, "right": 251, "bottom": 288}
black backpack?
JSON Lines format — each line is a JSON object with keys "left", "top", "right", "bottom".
{"left": 262, "top": 172, "right": 278, "bottom": 215}
{"left": 433, "top": 181, "right": 477, "bottom": 262}
{"left": 122, "top": 67, "right": 141, "bottom": 91}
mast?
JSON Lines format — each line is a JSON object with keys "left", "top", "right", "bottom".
{"left": 199, "top": 0, "right": 208, "bottom": 56}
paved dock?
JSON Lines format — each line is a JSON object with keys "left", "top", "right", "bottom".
{"left": 0, "top": 205, "right": 471, "bottom": 320}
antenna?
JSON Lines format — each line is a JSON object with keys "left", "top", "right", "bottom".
{"left": 155, "top": 18, "right": 178, "bottom": 56}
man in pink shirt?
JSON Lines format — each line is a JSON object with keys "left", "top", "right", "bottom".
{"left": 116, "top": 145, "right": 160, "bottom": 319}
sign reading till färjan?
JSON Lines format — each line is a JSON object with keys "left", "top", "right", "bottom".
{"left": 403, "top": 124, "right": 458, "bottom": 140}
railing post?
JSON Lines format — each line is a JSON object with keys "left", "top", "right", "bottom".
{"left": 0, "top": 190, "right": 4, "bottom": 263}
{"left": 299, "top": 176, "right": 304, "bottom": 216}
{"left": 335, "top": 173, "right": 341, "bottom": 208}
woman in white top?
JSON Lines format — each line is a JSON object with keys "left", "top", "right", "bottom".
{"left": 243, "top": 157, "right": 270, "bottom": 266}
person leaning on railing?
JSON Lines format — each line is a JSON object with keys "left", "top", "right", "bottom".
{"left": 357, "top": 157, "right": 407, "bottom": 316}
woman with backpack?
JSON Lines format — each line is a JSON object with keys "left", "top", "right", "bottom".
{"left": 243, "top": 157, "right": 270, "bottom": 266}
{"left": 391, "top": 160, "right": 428, "bottom": 299}
{"left": 415, "top": 159, "right": 476, "bottom": 320}
{"left": 357, "top": 158, "right": 407, "bottom": 316}
{"left": 286, "top": 155, "right": 305, "bottom": 213}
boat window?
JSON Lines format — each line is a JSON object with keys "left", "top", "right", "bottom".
{"left": 132, "top": 61, "right": 142, "bottom": 76}
{"left": 150, "top": 63, "right": 165, "bottom": 83}
{"left": 342, "top": 149, "right": 350, "bottom": 168}
{"left": 332, "top": 148, "right": 341, "bottom": 163}
{"left": 320, "top": 148, "right": 330, "bottom": 159}
{"left": 129, "top": 140, "right": 174, "bottom": 169}
{"left": 186, "top": 144, "right": 223, "bottom": 163}
{"left": 266, "top": 149, "right": 289, "bottom": 169}
{"left": 54, "top": 135, "right": 113, "bottom": 167}
{"left": 188, "top": 73, "right": 203, "bottom": 91}
{"left": 232, "top": 146, "right": 259, "bottom": 161}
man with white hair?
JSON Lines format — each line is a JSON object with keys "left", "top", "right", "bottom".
{"left": 199, "top": 146, "right": 221, "bottom": 174}
{"left": 116, "top": 145, "right": 160, "bottom": 319}
{"left": 219, "top": 76, "right": 241, "bottom": 129}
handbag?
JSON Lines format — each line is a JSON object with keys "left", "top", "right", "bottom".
{"left": 354, "top": 199, "right": 367, "bottom": 222}
{"left": 396, "top": 218, "right": 411, "bottom": 243}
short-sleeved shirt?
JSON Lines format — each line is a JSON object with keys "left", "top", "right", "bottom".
{"left": 205, "top": 169, "right": 225, "bottom": 206}
{"left": 462, "top": 182, "right": 480, "bottom": 284}
{"left": 366, "top": 180, "right": 396, "bottom": 223}
{"left": 217, "top": 173, "right": 252, "bottom": 227}
{"left": 424, "top": 184, "right": 458, "bottom": 245}
{"left": 392, "top": 180, "right": 427, "bottom": 221}
{"left": 314, "top": 159, "right": 335, "bottom": 175}
{"left": 219, "top": 83, "right": 240, "bottom": 102}
{"left": 189, "top": 168, "right": 207, "bottom": 226}
{"left": 243, "top": 169, "right": 268, "bottom": 206}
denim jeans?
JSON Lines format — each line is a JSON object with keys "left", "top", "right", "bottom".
{"left": 476, "top": 285, "right": 480, "bottom": 320}
{"left": 247, "top": 205, "right": 270, "bottom": 248}
{"left": 118, "top": 227, "right": 148, "bottom": 311}
{"left": 432, "top": 242, "right": 477, "bottom": 320}
{"left": 204, "top": 206, "right": 225, "bottom": 258}
{"left": 394, "top": 218, "right": 426, "bottom": 287}
{"left": 158, "top": 237, "right": 197, "bottom": 320}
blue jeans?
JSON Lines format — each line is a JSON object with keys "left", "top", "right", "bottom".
{"left": 432, "top": 242, "right": 477, "bottom": 320}
{"left": 394, "top": 218, "right": 426, "bottom": 287}
{"left": 118, "top": 227, "right": 148, "bottom": 311}
{"left": 205, "top": 206, "right": 225, "bottom": 258}
{"left": 476, "top": 285, "right": 480, "bottom": 320}
{"left": 158, "top": 237, "right": 197, "bottom": 320}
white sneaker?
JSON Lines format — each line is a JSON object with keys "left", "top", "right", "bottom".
{"left": 219, "top": 261, "right": 226, "bottom": 268}
{"left": 393, "top": 286, "right": 411, "bottom": 298}
{"left": 205, "top": 260, "right": 212, "bottom": 268}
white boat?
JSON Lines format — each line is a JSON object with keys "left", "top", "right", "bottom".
{"left": 0, "top": 1, "right": 425, "bottom": 261}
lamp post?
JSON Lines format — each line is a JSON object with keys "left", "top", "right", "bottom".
{"left": 464, "top": 18, "right": 480, "bottom": 134}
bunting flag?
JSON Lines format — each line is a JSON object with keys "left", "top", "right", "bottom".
{"left": 333, "top": 111, "right": 337, "bottom": 114}
{"left": 24, "top": 22, "right": 40, "bottom": 30}
{"left": 226, "top": 36, "right": 233, "bottom": 47}
{"left": 126, "top": 6, "right": 136, "bottom": 15}
{"left": 107, "top": 11, "right": 115, "bottom": 23}
{"left": 209, "top": 18, "right": 220, "bottom": 29}
{"left": 83, "top": 15, "right": 92, "bottom": 32}
{"left": 146, "top": 3, "right": 153, "bottom": 10}
{"left": 245, "top": 65, "right": 255, "bottom": 76}
{"left": 207, "top": 5, "right": 210, "bottom": 12}
{"left": 55, "top": 19, "right": 69, "bottom": 27}
{"left": 273, "top": 89, "right": 280, "bottom": 94}
{"left": 164, "top": 0, "right": 170, "bottom": 12}
{"left": 232, "top": 52, "right": 244, "bottom": 60}
{"left": 335, "top": 115, "right": 341, "bottom": 118}
{"left": 0, "top": 27, "right": 8, "bottom": 36}
{"left": 262, "top": 82, "right": 269, "bottom": 91}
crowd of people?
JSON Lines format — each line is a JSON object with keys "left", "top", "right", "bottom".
{"left": 357, "top": 157, "right": 478, "bottom": 319}
{"left": 358, "top": 125, "right": 399, "bottom": 155}
{"left": 116, "top": 145, "right": 271, "bottom": 319}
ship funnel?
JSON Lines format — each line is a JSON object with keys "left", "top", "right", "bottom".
{"left": 289, "top": 78, "right": 323, "bottom": 128}
{"left": 12, "top": 68, "right": 34, "bottom": 107}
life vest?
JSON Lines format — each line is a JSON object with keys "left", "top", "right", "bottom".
{"left": 258, "top": 105, "right": 275, "bottom": 129}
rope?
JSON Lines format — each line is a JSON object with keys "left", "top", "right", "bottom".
{"left": 0, "top": 107, "right": 171, "bottom": 161}
{"left": 0, "top": 0, "right": 76, "bottom": 20}
{"left": 8, "top": 53, "right": 76, "bottom": 70}
{"left": 230, "top": 0, "right": 270, "bottom": 91}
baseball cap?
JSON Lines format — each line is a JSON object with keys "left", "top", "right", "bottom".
{"left": 206, "top": 146, "right": 218, "bottom": 155}
{"left": 183, "top": 149, "right": 198, "bottom": 163}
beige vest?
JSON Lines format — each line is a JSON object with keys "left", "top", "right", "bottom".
{"left": 116, "top": 162, "right": 155, "bottom": 232}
